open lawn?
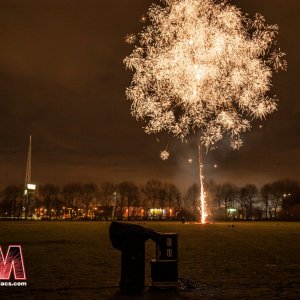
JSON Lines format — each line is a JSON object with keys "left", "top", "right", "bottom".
{"left": 0, "top": 221, "right": 300, "bottom": 299}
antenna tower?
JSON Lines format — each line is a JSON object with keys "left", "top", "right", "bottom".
{"left": 25, "top": 135, "right": 32, "bottom": 187}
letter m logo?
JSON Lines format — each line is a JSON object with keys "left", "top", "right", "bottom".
{"left": 0, "top": 245, "right": 26, "bottom": 280}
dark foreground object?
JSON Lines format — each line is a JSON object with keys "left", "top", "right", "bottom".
{"left": 109, "top": 222, "right": 178, "bottom": 293}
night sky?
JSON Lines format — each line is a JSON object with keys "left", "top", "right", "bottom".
{"left": 0, "top": 0, "right": 299, "bottom": 191}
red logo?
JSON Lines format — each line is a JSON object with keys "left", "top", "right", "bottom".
{"left": 0, "top": 245, "right": 26, "bottom": 280}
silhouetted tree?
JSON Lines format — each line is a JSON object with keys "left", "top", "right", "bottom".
{"left": 0, "top": 189, "right": 11, "bottom": 217}
{"left": 100, "top": 182, "right": 116, "bottom": 220}
{"left": 204, "top": 179, "right": 217, "bottom": 212}
{"left": 260, "top": 183, "right": 272, "bottom": 219}
{"left": 157, "top": 183, "right": 167, "bottom": 211}
{"left": 165, "top": 183, "right": 181, "bottom": 219}
{"left": 62, "top": 183, "right": 83, "bottom": 219}
{"left": 1, "top": 185, "right": 23, "bottom": 219}
{"left": 142, "top": 179, "right": 162, "bottom": 209}
{"left": 277, "top": 179, "right": 300, "bottom": 219}
{"left": 241, "top": 184, "right": 258, "bottom": 220}
{"left": 38, "top": 184, "right": 60, "bottom": 217}
{"left": 82, "top": 183, "right": 97, "bottom": 219}
{"left": 118, "top": 181, "right": 139, "bottom": 220}
{"left": 269, "top": 181, "right": 285, "bottom": 219}
{"left": 220, "top": 183, "right": 238, "bottom": 219}
{"left": 185, "top": 183, "right": 199, "bottom": 220}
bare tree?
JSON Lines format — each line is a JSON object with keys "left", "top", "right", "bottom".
{"left": 1, "top": 185, "right": 23, "bottom": 219}
{"left": 100, "top": 182, "right": 116, "bottom": 220}
{"left": 38, "top": 184, "right": 60, "bottom": 217}
{"left": 269, "top": 181, "right": 285, "bottom": 219}
{"left": 118, "top": 182, "right": 139, "bottom": 220}
{"left": 239, "top": 184, "right": 258, "bottom": 220}
{"left": 165, "top": 183, "right": 181, "bottom": 219}
{"left": 0, "top": 189, "right": 11, "bottom": 217}
{"left": 219, "top": 183, "right": 238, "bottom": 219}
{"left": 185, "top": 183, "right": 199, "bottom": 220}
{"left": 62, "top": 183, "right": 82, "bottom": 207}
{"left": 62, "top": 183, "right": 83, "bottom": 219}
{"left": 260, "top": 183, "right": 272, "bottom": 219}
{"left": 204, "top": 179, "right": 217, "bottom": 210}
{"left": 142, "top": 179, "right": 162, "bottom": 210}
{"left": 281, "top": 180, "right": 300, "bottom": 219}
{"left": 270, "top": 179, "right": 300, "bottom": 219}
{"left": 157, "top": 184, "right": 167, "bottom": 210}
{"left": 214, "top": 183, "right": 223, "bottom": 208}
{"left": 82, "top": 183, "right": 98, "bottom": 219}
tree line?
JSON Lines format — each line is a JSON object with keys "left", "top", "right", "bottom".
{"left": 203, "top": 178, "right": 300, "bottom": 221}
{"left": 0, "top": 178, "right": 299, "bottom": 221}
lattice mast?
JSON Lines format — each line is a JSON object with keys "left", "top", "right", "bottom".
{"left": 24, "top": 135, "right": 32, "bottom": 187}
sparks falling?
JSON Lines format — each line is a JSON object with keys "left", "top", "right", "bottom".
{"left": 198, "top": 140, "right": 207, "bottom": 223}
{"left": 124, "top": 0, "right": 286, "bottom": 223}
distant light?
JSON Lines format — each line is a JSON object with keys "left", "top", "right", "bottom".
{"left": 214, "top": 164, "right": 218, "bottom": 168}
{"left": 140, "top": 15, "right": 147, "bottom": 23}
{"left": 27, "top": 183, "right": 36, "bottom": 190}
{"left": 188, "top": 158, "right": 193, "bottom": 164}
{"left": 150, "top": 208, "right": 163, "bottom": 214}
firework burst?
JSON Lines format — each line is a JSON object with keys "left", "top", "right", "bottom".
{"left": 160, "top": 150, "right": 170, "bottom": 160}
{"left": 124, "top": 0, "right": 286, "bottom": 222}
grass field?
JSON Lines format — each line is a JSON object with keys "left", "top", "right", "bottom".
{"left": 0, "top": 221, "right": 300, "bottom": 299}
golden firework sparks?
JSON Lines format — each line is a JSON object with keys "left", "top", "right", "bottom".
{"left": 124, "top": 0, "right": 286, "bottom": 149}
{"left": 124, "top": 0, "right": 286, "bottom": 223}
{"left": 160, "top": 150, "right": 170, "bottom": 160}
